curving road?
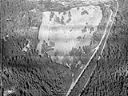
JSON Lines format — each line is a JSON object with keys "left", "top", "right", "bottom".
{"left": 66, "top": 0, "right": 119, "bottom": 96}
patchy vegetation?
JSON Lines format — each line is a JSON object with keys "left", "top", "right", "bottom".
{"left": 1, "top": 0, "right": 128, "bottom": 96}
{"left": 80, "top": 0, "right": 128, "bottom": 96}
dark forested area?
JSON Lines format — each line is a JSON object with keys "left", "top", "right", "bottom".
{"left": 1, "top": 0, "right": 72, "bottom": 96}
{"left": 0, "top": 0, "right": 128, "bottom": 96}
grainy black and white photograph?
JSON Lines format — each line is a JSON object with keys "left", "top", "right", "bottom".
{"left": 0, "top": 0, "right": 128, "bottom": 96}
